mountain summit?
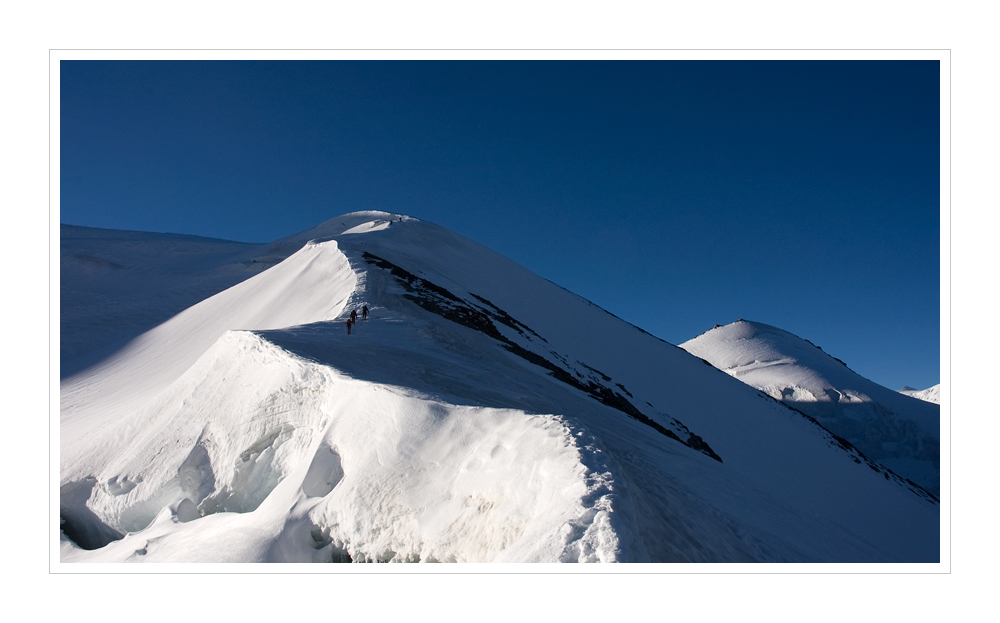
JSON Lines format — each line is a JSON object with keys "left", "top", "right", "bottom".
{"left": 680, "top": 320, "right": 940, "bottom": 496}
{"left": 60, "top": 212, "right": 939, "bottom": 563}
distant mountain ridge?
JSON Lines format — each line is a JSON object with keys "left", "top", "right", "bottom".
{"left": 900, "top": 385, "right": 941, "bottom": 404}
{"left": 680, "top": 320, "right": 940, "bottom": 497}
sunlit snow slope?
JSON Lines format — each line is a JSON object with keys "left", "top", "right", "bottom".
{"left": 60, "top": 212, "right": 939, "bottom": 563}
{"left": 900, "top": 385, "right": 941, "bottom": 404}
{"left": 681, "top": 321, "right": 940, "bottom": 497}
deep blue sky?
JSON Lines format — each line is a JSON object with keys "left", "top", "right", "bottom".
{"left": 60, "top": 60, "right": 941, "bottom": 390}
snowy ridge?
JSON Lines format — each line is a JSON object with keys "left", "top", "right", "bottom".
{"left": 61, "top": 238, "right": 357, "bottom": 461}
{"left": 60, "top": 212, "right": 410, "bottom": 377}
{"left": 61, "top": 212, "right": 940, "bottom": 563}
{"left": 60, "top": 225, "right": 268, "bottom": 376}
{"left": 680, "top": 320, "right": 940, "bottom": 496}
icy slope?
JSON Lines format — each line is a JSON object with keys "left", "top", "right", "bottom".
{"left": 900, "top": 384, "right": 941, "bottom": 404}
{"left": 680, "top": 320, "right": 940, "bottom": 496}
{"left": 60, "top": 212, "right": 940, "bottom": 563}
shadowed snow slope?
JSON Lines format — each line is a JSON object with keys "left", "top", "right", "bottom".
{"left": 681, "top": 320, "right": 940, "bottom": 497}
{"left": 60, "top": 212, "right": 939, "bottom": 563}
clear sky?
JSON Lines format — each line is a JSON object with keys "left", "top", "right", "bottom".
{"left": 60, "top": 60, "right": 941, "bottom": 391}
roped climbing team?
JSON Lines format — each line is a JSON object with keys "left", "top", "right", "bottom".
{"left": 345, "top": 304, "right": 369, "bottom": 335}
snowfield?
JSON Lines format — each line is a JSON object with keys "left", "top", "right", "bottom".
{"left": 59, "top": 212, "right": 940, "bottom": 563}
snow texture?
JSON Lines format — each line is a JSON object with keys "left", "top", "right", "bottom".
{"left": 60, "top": 212, "right": 939, "bottom": 563}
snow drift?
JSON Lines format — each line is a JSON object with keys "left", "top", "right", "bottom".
{"left": 60, "top": 212, "right": 940, "bottom": 563}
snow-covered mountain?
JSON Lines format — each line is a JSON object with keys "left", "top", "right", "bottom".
{"left": 899, "top": 385, "right": 941, "bottom": 404}
{"left": 680, "top": 320, "right": 940, "bottom": 497}
{"left": 59, "top": 212, "right": 939, "bottom": 563}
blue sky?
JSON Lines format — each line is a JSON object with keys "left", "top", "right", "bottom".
{"left": 60, "top": 60, "right": 941, "bottom": 390}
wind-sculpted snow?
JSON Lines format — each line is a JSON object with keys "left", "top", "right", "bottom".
{"left": 60, "top": 213, "right": 410, "bottom": 378}
{"left": 61, "top": 331, "right": 626, "bottom": 562}
{"left": 61, "top": 238, "right": 357, "bottom": 456}
{"left": 681, "top": 320, "right": 940, "bottom": 496}
{"left": 60, "top": 212, "right": 940, "bottom": 564}
{"left": 60, "top": 225, "right": 268, "bottom": 377}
